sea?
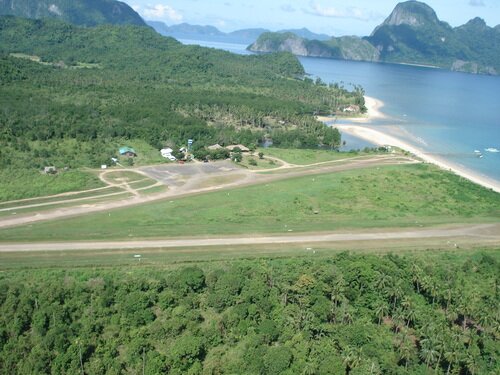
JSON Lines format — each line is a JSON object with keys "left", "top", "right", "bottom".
{"left": 180, "top": 39, "right": 500, "bottom": 183}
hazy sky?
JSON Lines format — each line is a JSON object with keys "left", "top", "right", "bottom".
{"left": 125, "top": 0, "right": 500, "bottom": 36}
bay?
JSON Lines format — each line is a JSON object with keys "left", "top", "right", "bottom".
{"left": 179, "top": 39, "right": 500, "bottom": 182}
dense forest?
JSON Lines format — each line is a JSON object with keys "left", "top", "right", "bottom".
{"left": 0, "top": 251, "right": 498, "bottom": 374}
{"left": 0, "top": 0, "right": 146, "bottom": 27}
{"left": 0, "top": 16, "right": 362, "bottom": 172}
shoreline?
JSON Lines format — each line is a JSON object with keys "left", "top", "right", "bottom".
{"left": 323, "top": 96, "right": 500, "bottom": 193}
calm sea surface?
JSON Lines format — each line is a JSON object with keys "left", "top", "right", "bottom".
{"left": 181, "top": 39, "right": 500, "bottom": 182}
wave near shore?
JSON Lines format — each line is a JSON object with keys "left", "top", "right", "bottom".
{"left": 321, "top": 96, "right": 500, "bottom": 193}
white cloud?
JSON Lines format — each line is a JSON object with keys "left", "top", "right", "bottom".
{"left": 215, "top": 19, "right": 227, "bottom": 28}
{"left": 142, "top": 4, "right": 183, "bottom": 21}
{"left": 305, "top": 1, "right": 376, "bottom": 21}
{"left": 48, "top": 4, "right": 62, "bottom": 16}
{"left": 469, "top": 0, "right": 485, "bottom": 6}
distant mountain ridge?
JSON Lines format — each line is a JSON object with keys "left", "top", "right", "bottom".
{"left": 146, "top": 21, "right": 330, "bottom": 44}
{"left": 0, "top": 0, "right": 146, "bottom": 27}
{"left": 249, "top": 1, "right": 500, "bottom": 75}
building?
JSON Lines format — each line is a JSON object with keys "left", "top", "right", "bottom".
{"left": 160, "top": 148, "right": 173, "bottom": 156}
{"left": 43, "top": 166, "right": 57, "bottom": 174}
{"left": 160, "top": 148, "right": 176, "bottom": 161}
{"left": 208, "top": 144, "right": 223, "bottom": 151}
{"left": 343, "top": 105, "right": 360, "bottom": 113}
{"left": 119, "top": 147, "right": 137, "bottom": 157}
{"left": 226, "top": 144, "right": 250, "bottom": 152}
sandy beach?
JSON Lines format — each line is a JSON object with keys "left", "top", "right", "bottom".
{"left": 327, "top": 96, "right": 500, "bottom": 193}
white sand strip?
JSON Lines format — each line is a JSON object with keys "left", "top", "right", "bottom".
{"left": 336, "top": 124, "right": 500, "bottom": 193}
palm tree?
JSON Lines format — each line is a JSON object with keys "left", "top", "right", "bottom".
{"left": 443, "top": 344, "right": 461, "bottom": 375}
{"left": 330, "top": 283, "right": 345, "bottom": 309}
{"left": 301, "top": 361, "right": 318, "bottom": 375}
{"left": 388, "top": 281, "right": 404, "bottom": 309}
{"left": 405, "top": 307, "right": 417, "bottom": 328}
{"left": 395, "top": 331, "right": 413, "bottom": 370}
{"left": 419, "top": 344, "right": 438, "bottom": 370}
{"left": 393, "top": 308, "right": 406, "bottom": 333}
{"left": 342, "top": 346, "right": 362, "bottom": 374}
{"left": 465, "top": 353, "right": 478, "bottom": 375}
{"left": 375, "top": 271, "right": 392, "bottom": 290}
{"left": 411, "top": 263, "right": 423, "bottom": 293}
{"left": 433, "top": 335, "right": 445, "bottom": 374}
{"left": 443, "top": 285, "right": 453, "bottom": 311}
{"left": 374, "top": 300, "right": 389, "bottom": 325}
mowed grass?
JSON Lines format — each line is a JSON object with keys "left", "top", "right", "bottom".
{"left": 1, "top": 245, "right": 498, "bottom": 271}
{"left": 0, "top": 164, "right": 498, "bottom": 242}
{"left": 103, "top": 170, "right": 149, "bottom": 184}
{"left": 237, "top": 155, "right": 282, "bottom": 170}
{"left": 259, "top": 148, "right": 366, "bottom": 165}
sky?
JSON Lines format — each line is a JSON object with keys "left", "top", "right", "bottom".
{"left": 124, "top": 0, "right": 500, "bottom": 36}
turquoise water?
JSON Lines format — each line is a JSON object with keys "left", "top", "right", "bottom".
{"left": 299, "top": 57, "right": 500, "bottom": 182}
{"left": 180, "top": 39, "right": 500, "bottom": 182}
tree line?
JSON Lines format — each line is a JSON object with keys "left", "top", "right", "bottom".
{"left": 0, "top": 16, "right": 362, "bottom": 170}
{"left": 0, "top": 251, "right": 498, "bottom": 374}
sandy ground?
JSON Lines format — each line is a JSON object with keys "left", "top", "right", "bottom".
{"left": 0, "top": 155, "right": 413, "bottom": 229}
{"left": 0, "top": 223, "right": 498, "bottom": 252}
{"left": 329, "top": 96, "right": 500, "bottom": 193}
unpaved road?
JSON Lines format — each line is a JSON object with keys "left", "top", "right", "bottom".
{"left": 0, "top": 223, "right": 498, "bottom": 252}
{"left": 0, "top": 155, "right": 413, "bottom": 229}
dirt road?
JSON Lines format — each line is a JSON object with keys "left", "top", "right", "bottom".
{"left": 0, "top": 154, "right": 413, "bottom": 229}
{"left": 0, "top": 223, "right": 498, "bottom": 252}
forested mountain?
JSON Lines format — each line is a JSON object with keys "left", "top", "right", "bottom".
{"left": 249, "top": 32, "right": 380, "bottom": 62}
{"left": 0, "top": 252, "right": 498, "bottom": 374}
{"left": 249, "top": 1, "right": 500, "bottom": 75}
{"left": 146, "top": 21, "right": 330, "bottom": 45}
{"left": 0, "top": 0, "right": 145, "bottom": 27}
{"left": 366, "top": 1, "right": 500, "bottom": 74}
{"left": 0, "top": 16, "right": 361, "bottom": 170}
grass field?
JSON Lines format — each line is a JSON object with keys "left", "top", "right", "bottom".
{"left": 259, "top": 148, "right": 368, "bottom": 165}
{"left": 1, "top": 163, "right": 498, "bottom": 242}
{"left": 0, "top": 243, "right": 497, "bottom": 271}
{"left": 237, "top": 155, "right": 282, "bottom": 170}
{"left": 0, "top": 169, "right": 104, "bottom": 202}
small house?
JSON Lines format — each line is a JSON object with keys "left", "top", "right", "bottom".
{"left": 160, "top": 148, "right": 173, "bottom": 157}
{"left": 119, "top": 146, "right": 137, "bottom": 157}
{"left": 226, "top": 144, "right": 250, "bottom": 152}
{"left": 208, "top": 144, "right": 223, "bottom": 151}
{"left": 43, "top": 166, "right": 57, "bottom": 174}
{"left": 160, "top": 148, "right": 176, "bottom": 161}
{"left": 343, "top": 105, "right": 360, "bottom": 113}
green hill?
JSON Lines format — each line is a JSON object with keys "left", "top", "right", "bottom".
{"left": 366, "top": 1, "right": 499, "bottom": 74}
{"left": 0, "top": 16, "right": 361, "bottom": 173}
{"left": 0, "top": 0, "right": 146, "bottom": 26}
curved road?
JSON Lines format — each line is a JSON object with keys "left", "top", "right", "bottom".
{"left": 0, "top": 155, "right": 414, "bottom": 229}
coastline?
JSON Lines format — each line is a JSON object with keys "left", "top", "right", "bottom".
{"left": 324, "top": 96, "right": 500, "bottom": 193}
